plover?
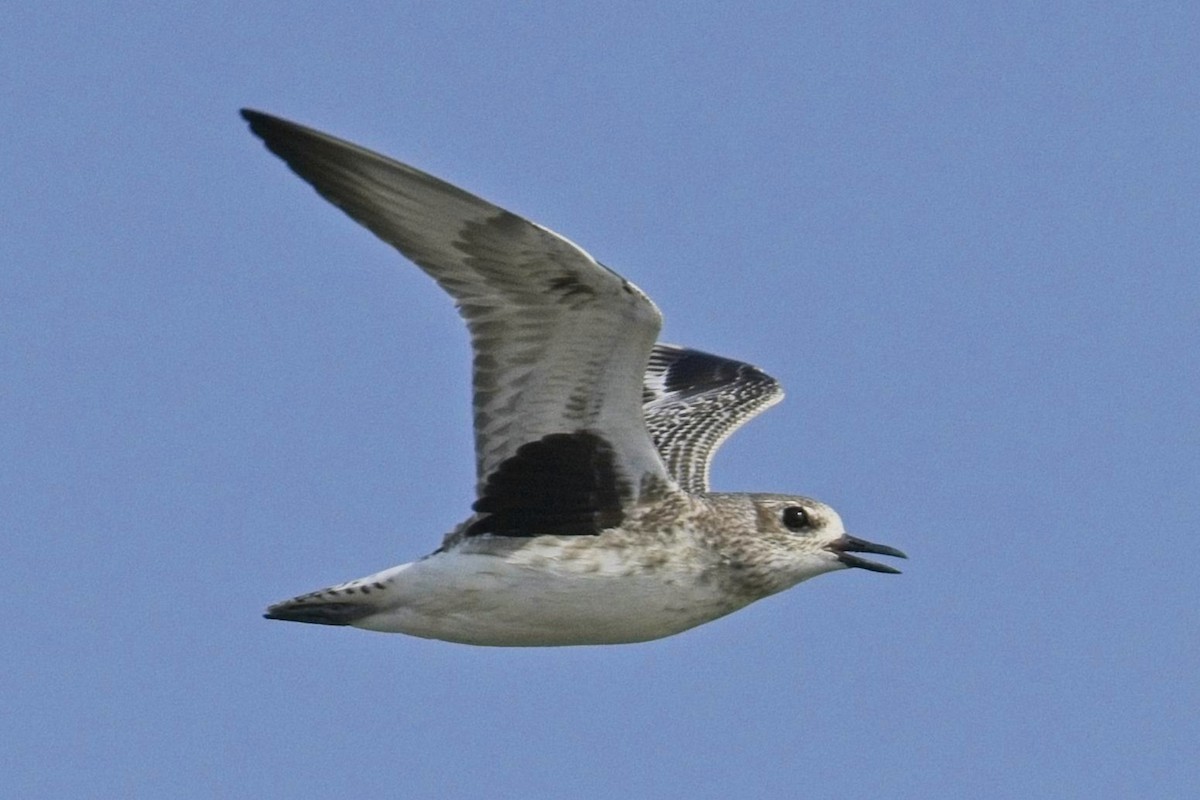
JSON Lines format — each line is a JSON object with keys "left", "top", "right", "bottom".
{"left": 243, "top": 109, "right": 906, "bottom": 646}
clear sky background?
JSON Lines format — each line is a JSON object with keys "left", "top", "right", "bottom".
{"left": 4, "top": 3, "right": 1197, "bottom": 798}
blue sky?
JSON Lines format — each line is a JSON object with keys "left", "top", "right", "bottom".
{"left": 4, "top": 3, "right": 1197, "bottom": 797}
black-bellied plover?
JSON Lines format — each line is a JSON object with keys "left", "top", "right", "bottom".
{"left": 244, "top": 110, "right": 906, "bottom": 646}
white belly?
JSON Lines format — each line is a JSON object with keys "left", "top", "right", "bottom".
{"left": 349, "top": 542, "right": 746, "bottom": 646}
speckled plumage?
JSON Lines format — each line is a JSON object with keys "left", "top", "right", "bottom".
{"left": 244, "top": 109, "right": 906, "bottom": 647}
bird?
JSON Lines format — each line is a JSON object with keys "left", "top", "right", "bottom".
{"left": 242, "top": 109, "right": 906, "bottom": 647}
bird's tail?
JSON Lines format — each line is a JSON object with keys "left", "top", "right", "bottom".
{"left": 264, "top": 576, "right": 393, "bottom": 626}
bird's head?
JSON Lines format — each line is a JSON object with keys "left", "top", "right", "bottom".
{"left": 709, "top": 494, "right": 907, "bottom": 595}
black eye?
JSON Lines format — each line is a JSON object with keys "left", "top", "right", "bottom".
{"left": 782, "top": 506, "right": 811, "bottom": 531}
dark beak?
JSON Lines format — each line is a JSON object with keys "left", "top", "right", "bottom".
{"left": 827, "top": 534, "right": 908, "bottom": 574}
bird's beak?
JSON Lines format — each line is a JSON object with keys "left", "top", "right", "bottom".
{"left": 827, "top": 534, "right": 908, "bottom": 574}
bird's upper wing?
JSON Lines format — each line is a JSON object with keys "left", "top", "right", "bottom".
{"left": 642, "top": 344, "right": 784, "bottom": 493}
{"left": 243, "top": 110, "right": 672, "bottom": 535}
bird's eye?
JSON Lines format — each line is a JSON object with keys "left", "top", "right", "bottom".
{"left": 782, "top": 506, "right": 811, "bottom": 531}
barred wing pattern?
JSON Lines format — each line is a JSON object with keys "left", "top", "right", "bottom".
{"left": 642, "top": 344, "right": 784, "bottom": 493}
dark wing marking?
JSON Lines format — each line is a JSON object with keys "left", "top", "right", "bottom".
{"left": 242, "top": 110, "right": 672, "bottom": 503}
{"left": 642, "top": 344, "right": 784, "bottom": 493}
{"left": 466, "top": 431, "right": 627, "bottom": 536}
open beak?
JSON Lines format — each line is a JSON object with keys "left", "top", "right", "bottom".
{"left": 827, "top": 534, "right": 908, "bottom": 574}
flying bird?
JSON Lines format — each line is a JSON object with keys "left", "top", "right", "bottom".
{"left": 243, "top": 109, "right": 905, "bottom": 646}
